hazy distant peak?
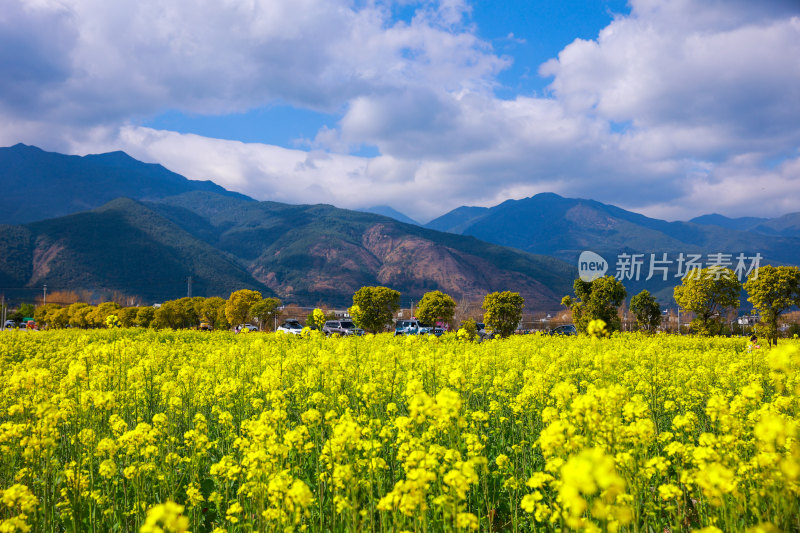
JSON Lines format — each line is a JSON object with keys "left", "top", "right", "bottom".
{"left": 357, "top": 205, "right": 419, "bottom": 226}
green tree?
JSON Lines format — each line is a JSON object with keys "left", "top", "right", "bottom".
{"left": 68, "top": 303, "right": 93, "bottom": 328}
{"left": 250, "top": 297, "right": 283, "bottom": 331}
{"left": 306, "top": 308, "right": 327, "bottom": 330}
{"left": 9, "top": 309, "right": 23, "bottom": 325}
{"left": 19, "top": 303, "right": 35, "bottom": 319}
{"left": 744, "top": 265, "right": 800, "bottom": 346}
{"left": 348, "top": 304, "right": 363, "bottom": 329}
{"left": 416, "top": 290, "right": 457, "bottom": 329}
{"left": 630, "top": 290, "right": 662, "bottom": 332}
{"left": 351, "top": 286, "right": 400, "bottom": 333}
{"left": 117, "top": 307, "right": 139, "bottom": 327}
{"left": 225, "top": 290, "right": 263, "bottom": 328}
{"left": 562, "top": 276, "right": 627, "bottom": 334}
{"left": 673, "top": 267, "right": 741, "bottom": 336}
{"left": 189, "top": 297, "right": 206, "bottom": 323}
{"left": 34, "top": 303, "right": 61, "bottom": 327}
{"left": 458, "top": 318, "right": 479, "bottom": 341}
{"left": 201, "top": 297, "right": 229, "bottom": 330}
{"left": 175, "top": 297, "right": 200, "bottom": 328}
{"left": 136, "top": 306, "right": 156, "bottom": 328}
{"left": 482, "top": 291, "right": 524, "bottom": 338}
{"left": 89, "top": 302, "right": 121, "bottom": 328}
{"left": 153, "top": 300, "right": 186, "bottom": 329}
{"left": 50, "top": 307, "right": 70, "bottom": 329}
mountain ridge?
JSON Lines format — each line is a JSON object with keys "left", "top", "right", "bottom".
{"left": 5, "top": 143, "right": 799, "bottom": 308}
{"left": 0, "top": 143, "right": 252, "bottom": 224}
{"left": 423, "top": 193, "right": 800, "bottom": 303}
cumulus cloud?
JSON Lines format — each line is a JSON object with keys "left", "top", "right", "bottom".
{"left": 99, "top": 126, "right": 425, "bottom": 212}
{"left": 2, "top": 0, "right": 800, "bottom": 222}
{"left": 0, "top": 0, "right": 503, "bottom": 122}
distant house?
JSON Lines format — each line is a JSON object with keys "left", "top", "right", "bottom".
{"left": 737, "top": 315, "right": 759, "bottom": 326}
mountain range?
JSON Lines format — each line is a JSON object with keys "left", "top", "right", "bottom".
{"left": 688, "top": 213, "right": 800, "bottom": 238}
{"left": 0, "top": 145, "right": 573, "bottom": 308}
{"left": 2, "top": 143, "right": 798, "bottom": 309}
{"left": 422, "top": 194, "right": 800, "bottom": 301}
{"left": 424, "top": 193, "right": 800, "bottom": 259}
{"left": 0, "top": 143, "right": 249, "bottom": 225}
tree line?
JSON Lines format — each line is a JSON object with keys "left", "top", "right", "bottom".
{"left": 14, "top": 264, "right": 798, "bottom": 343}
{"left": 25, "top": 293, "right": 280, "bottom": 332}
{"left": 14, "top": 287, "right": 528, "bottom": 338}
{"left": 562, "top": 265, "right": 800, "bottom": 345}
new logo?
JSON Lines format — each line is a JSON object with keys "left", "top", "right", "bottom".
{"left": 578, "top": 251, "right": 608, "bottom": 282}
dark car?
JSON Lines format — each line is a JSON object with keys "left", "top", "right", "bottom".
{"left": 549, "top": 324, "right": 577, "bottom": 336}
{"left": 323, "top": 320, "right": 364, "bottom": 336}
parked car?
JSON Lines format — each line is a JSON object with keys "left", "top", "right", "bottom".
{"left": 198, "top": 322, "right": 213, "bottom": 331}
{"left": 278, "top": 319, "right": 304, "bottom": 335}
{"left": 3, "top": 320, "right": 16, "bottom": 329}
{"left": 237, "top": 323, "right": 259, "bottom": 332}
{"left": 394, "top": 319, "right": 432, "bottom": 336}
{"left": 323, "top": 320, "right": 364, "bottom": 336}
{"left": 549, "top": 324, "right": 577, "bottom": 336}
{"left": 474, "top": 322, "right": 491, "bottom": 338}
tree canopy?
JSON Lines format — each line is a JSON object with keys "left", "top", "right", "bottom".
{"left": 562, "top": 276, "right": 627, "bottom": 334}
{"left": 673, "top": 267, "right": 740, "bottom": 336}
{"left": 416, "top": 290, "right": 456, "bottom": 328}
{"left": 250, "top": 297, "right": 283, "bottom": 331}
{"left": 225, "top": 290, "right": 262, "bottom": 327}
{"left": 306, "top": 309, "right": 326, "bottom": 331}
{"left": 482, "top": 291, "right": 524, "bottom": 338}
{"left": 351, "top": 286, "right": 400, "bottom": 333}
{"left": 630, "top": 290, "right": 661, "bottom": 332}
{"left": 744, "top": 265, "right": 800, "bottom": 346}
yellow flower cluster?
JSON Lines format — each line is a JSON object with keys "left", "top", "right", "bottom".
{"left": 0, "top": 328, "right": 798, "bottom": 532}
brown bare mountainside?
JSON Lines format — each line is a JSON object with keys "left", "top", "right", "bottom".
{"left": 0, "top": 193, "right": 573, "bottom": 308}
{"left": 144, "top": 191, "right": 574, "bottom": 308}
{"left": 0, "top": 145, "right": 574, "bottom": 307}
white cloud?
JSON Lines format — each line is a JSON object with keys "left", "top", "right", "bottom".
{"left": 1, "top": 0, "right": 504, "bottom": 122}
{"left": 96, "top": 126, "right": 434, "bottom": 214}
{"left": 641, "top": 153, "right": 800, "bottom": 221}
{"left": 2, "top": 0, "right": 800, "bottom": 223}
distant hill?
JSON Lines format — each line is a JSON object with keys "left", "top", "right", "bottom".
{"left": 0, "top": 142, "right": 578, "bottom": 308}
{"left": 147, "top": 192, "right": 574, "bottom": 308}
{"left": 751, "top": 212, "right": 800, "bottom": 238}
{"left": 11, "top": 144, "right": 799, "bottom": 310}
{"left": 689, "top": 214, "right": 768, "bottom": 232}
{"left": 0, "top": 143, "right": 252, "bottom": 224}
{"left": 425, "top": 206, "right": 490, "bottom": 233}
{"left": 426, "top": 193, "right": 800, "bottom": 303}
{"left": 1, "top": 198, "right": 271, "bottom": 301}
{"left": 358, "top": 205, "right": 419, "bottom": 225}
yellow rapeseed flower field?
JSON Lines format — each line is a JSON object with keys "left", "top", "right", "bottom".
{"left": 0, "top": 329, "right": 798, "bottom": 532}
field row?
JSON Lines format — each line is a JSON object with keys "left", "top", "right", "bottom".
{"left": 0, "top": 330, "right": 798, "bottom": 532}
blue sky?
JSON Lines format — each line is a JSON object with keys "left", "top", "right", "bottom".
{"left": 1, "top": 0, "right": 799, "bottom": 222}
{"left": 143, "top": 0, "right": 631, "bottom": 152}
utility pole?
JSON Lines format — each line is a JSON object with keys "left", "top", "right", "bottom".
{"left": 43, "top": 284, "right": 47, "bottom": 306}
{"left": 187, "top": 276, "right": 192, "bottom": 298}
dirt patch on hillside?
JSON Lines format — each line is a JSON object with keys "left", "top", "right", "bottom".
{"left": 30, "top": 239, "right": 64, "bottom": 285}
